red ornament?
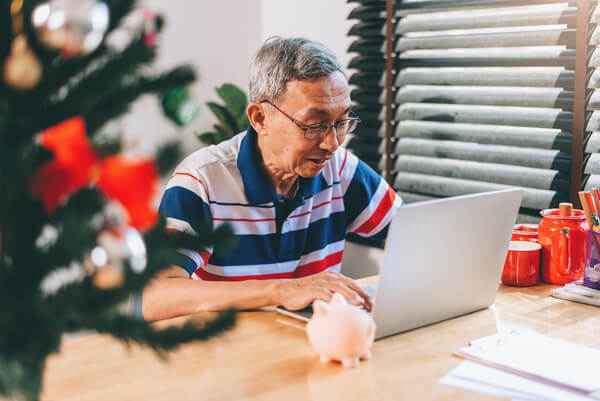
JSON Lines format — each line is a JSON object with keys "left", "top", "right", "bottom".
{"left": 30, "top": 117, "right": 159, "bottom": 231}
{"left": 143, "top": 8, "right": 157, "bottom": 47}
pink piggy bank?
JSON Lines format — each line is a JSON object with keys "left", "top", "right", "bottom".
{"left": 306, "top": 293, "right": 376, "bottom": 368}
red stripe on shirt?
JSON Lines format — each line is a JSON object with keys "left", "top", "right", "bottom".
{"left": 213, "top": 217, "right": 275, "bottom": 222}
{"left": 288, "top": 196, "right": 344, "bottom": 219}
{"left": 191, "top": 250, "right": 343, "bottom": 281}
{"left": 338, "top": 150, "right": 348, "bottom": 176}
{"left": 192, "top": 267, "right": 296, "bottom": 281}
{"left": 293, "top": 250, "right": 344, "bottom": 278}
{"left": 170, "top": 172, "right": 204, "bottom": 185}
{"left": 199, "top": 250, "right": 211, "bottom": 266}
{"left": 355, "top": 187, "right": 396, "bottom": 234}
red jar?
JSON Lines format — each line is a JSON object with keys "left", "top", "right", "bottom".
{"left": 511, "top": 224, "right": 539, "bottom": 243}
{"left": 538, "top": 209, "right": 587, "bottom": 284}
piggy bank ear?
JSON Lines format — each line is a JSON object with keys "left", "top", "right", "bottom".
{"left": 313, "top": 300, "right": 330, "bottom": 316}
{"left": 331, "top": 293, "right": 346, "bottom": 306}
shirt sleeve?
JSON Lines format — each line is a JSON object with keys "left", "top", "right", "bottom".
{"left": 338, "top": 150, "right": 403, "bottom": 242}
{"left": 158, "top": 167, "right": 213, "bottom": 277}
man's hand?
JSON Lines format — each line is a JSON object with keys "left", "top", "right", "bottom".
{"left": 273, "top": 270, "right": 373, "bottom": 312}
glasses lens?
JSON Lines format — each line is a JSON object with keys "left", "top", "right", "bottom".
{"left": 305, "top": 125, "right": 329, "bottom": 140}
{"left": 337, "top": 119, "right": 358, "bottom": 135}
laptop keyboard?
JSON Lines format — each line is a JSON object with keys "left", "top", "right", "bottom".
{"left": 364, "top": 284, "right": 377, "bottom": 299}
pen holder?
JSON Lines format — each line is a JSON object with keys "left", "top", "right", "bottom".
{"left": 584, "top": 230, "right": 600, "bottom": 290}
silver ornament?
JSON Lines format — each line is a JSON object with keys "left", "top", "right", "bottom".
{"left": 89, "top": 227, "right": 147, "bottom": 274}
{"left": 31, "top": 0, "right": 110, "bottom": 58}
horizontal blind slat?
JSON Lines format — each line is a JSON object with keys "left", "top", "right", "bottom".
{"left": 395, "top": 67, "right": 574, "bottom": 88}
{"left": 397, "top": 4, "right": 575, "bottom": 31}
{"left": 395, "top": 85, "right": 573, "bottom": 109}
{"left": 395, "top": 155, "right": 569, "bottom": 190}
{"left": 395, "top": 103, "right": 572, "bottom": 129}
{"left": 395, "top": 137, "right": 571, "bottom": 170}
{"left": 394, "top": 120, "right": 571, "bottom": 150}
{"left": 393, "top": 172, "right": 564, "bottom": 209}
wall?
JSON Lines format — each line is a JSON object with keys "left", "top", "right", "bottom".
{"left": 120, "top": 1, "right": 263, "bottom": 157}
{"left": 121, "top": 1, "right": 352, "bottom": 157}
{"left": 261, "top": 0, "right": 354, "bottom": 69}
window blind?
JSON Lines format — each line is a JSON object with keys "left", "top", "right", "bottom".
{"left": 347, "top": 0, "right": 584, "bottom": 223}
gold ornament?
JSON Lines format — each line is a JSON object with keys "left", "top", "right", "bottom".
{"left": 3, "top": 0, "right": 42, "bottom": 91}
{"left": 3, "top": 34, "right": 42, "bottom": 91}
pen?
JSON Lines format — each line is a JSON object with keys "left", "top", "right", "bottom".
{"left": 578, "top": 191, "right": 595, "bottom": 230}
{"left": 584, "top": 191, "right": 600, "bottom": 231}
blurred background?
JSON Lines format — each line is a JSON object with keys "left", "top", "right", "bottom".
{"left": 122, "top": 0, "right": 354, "bottom": 156}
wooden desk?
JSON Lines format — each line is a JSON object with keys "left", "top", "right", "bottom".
{"left": 41, "top": 281, "right": 600, "bottom": 401}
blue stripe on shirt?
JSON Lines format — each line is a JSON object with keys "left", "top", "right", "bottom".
{"left": 343, "top": 159, "right": 381, "bottom": 226}
{"left": 174, "top": 252, "right": 199, "bottom": 275}
{"left": 210, "top": 211, "right": 347, "bottom": 266}
{"left": 160, "top": 186, "right": 212, "bottom": 232}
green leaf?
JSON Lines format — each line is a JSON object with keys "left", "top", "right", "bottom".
{"left": 213, "top": 124, "right": 233, "bottom": 142}
{"left": 206, "top": 101, "right": 239, "bottom": 135}
{"left": 215, "top": 83, "right": 247, "bottom": 120}
{"left": 237, "top": 113, "right": 250, "bottom": 131}
{"left": 197, "top": 132, "right": 219, "bottom": 146}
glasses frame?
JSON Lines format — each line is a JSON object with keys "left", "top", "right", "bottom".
{"left": 260, "top": 100, "right": 360, "bottom": 140}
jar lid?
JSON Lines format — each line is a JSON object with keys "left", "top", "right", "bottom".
{"left": 540, "top": 208, "right": 586, "bottom": 220}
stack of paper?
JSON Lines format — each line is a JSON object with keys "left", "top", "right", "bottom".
{"left": 552, "top": 280, "right": 600, "bottom": 307}
{"left": 440, "top": 330, "right": 600, "bottom": 400}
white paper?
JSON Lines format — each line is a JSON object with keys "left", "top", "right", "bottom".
{"left": 457, "top": 330, "right": 600, "bottom": 393}
{"left": 440, "top": 361, "right": 598, "bottom": 401}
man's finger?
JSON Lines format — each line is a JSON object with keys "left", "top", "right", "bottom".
{"left": 322, "top": 282, "right": 365, "bottom": 306}
{"left": 312, "top": 287, "right": 334, "bottom": 304}
{"left": 335, "top": 275, "right": 373, "bottom": 310}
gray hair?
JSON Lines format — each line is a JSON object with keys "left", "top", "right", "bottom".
{"left": 248, "top": 37, "right": 346, "bottom": 103}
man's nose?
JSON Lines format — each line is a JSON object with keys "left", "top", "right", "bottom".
{"left": 320, "top": 128, "right": 340, "bottom": 152}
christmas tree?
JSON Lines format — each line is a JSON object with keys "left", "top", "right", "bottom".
{"left": 0, "top": 1, "right": 235, "bottom": 400}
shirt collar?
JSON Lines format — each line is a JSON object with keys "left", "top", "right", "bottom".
{"left": 237, "top": 126, "right": 329, "bottom": 204}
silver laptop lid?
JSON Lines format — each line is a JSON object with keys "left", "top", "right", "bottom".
{"left": 372, "top": 189, "right": 522, "bottom": 339}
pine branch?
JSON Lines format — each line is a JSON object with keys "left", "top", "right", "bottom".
{"left": 33, "top": 189, "right": 106, "bottom": 281}
{"left": 87, "top": 310, "right": 236, "bottom": 357}
{"left": 42, "top": 221, "right": 235, "bottom": 321}
{"left": 105, "top": 0, "right": 137, "bottom": 32}
{"left": 86, "top": 66, "right": 196, "bottom": 133}
{"left": 156, "top": 142, "right": 183, "bottom": 176}
{"left": 31, "top": 36, "right": 156, "bottom": 134}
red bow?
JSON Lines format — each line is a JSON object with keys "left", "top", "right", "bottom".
{"left": 30, "top": 117, "right": 159, "bottom": 231}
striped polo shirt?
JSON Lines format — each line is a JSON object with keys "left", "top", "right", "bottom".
{"left": 159, "top": 126, "right": 402, "bottom": 281}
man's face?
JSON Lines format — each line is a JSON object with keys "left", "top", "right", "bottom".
{"left": 262, "top": 71, "right": 351, "bottom": 178}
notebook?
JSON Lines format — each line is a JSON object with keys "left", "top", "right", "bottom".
{"left": 455, "top": 330, "right": 600, "bottom": 398}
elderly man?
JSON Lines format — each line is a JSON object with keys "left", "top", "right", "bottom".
{"left": 142, "top": 37, "right": 402, "bottom": 321}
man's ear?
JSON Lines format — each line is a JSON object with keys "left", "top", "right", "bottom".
{"left": 247, "top": 102, "right": 267, "bottom": 135}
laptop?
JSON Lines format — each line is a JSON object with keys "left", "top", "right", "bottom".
{"left": 276, "top": 188, "right": 523, "bottom": 339}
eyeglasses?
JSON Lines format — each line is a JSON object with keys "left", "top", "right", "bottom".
{"left": 260, "top": 100, "right": 360, "bottom": 141}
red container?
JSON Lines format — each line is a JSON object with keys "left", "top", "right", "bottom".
{"left": 539, "top": 209, "right": 587, "bottom": 284}
{"left": 511, "top": 224, "right": 539, "bottom": 243}
{"left": 502, "top": 241, "right": 541, "bottom": 286}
